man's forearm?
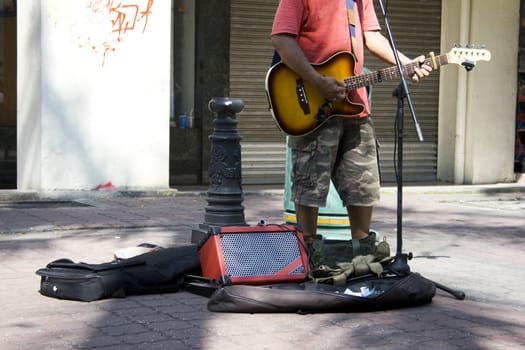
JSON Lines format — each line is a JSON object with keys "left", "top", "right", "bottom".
{"left": 364, "top": 30, "right": 413, "bottom": 65}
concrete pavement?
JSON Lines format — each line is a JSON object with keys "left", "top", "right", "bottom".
{"left": 1, "top": 184, "right": 524, "bottom": 349}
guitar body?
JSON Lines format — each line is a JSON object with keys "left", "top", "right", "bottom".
{"left": 265, "top": 52, "right": 365, "bottom": 136}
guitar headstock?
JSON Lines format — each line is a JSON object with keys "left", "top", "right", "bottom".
{"left": 447, "top": 45, "right": 491, "bottom": 71}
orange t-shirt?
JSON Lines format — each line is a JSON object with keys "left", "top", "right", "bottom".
{"left": 271, "top": 0, "right": 381, "bottom": 116}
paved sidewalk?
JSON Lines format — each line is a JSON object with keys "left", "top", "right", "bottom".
{"left": 1, "top": 184, "right": 524, "bottom": 349}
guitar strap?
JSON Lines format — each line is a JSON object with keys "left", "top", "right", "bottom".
{"left": 271, "top": 50, "right": 281, "bottom": 66}
{"left": 346, "top": 0, "right": 358, "bottom": 60}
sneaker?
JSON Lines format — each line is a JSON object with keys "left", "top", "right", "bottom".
{"left": 353, "top": 231, "right": 377, "bottom": 257}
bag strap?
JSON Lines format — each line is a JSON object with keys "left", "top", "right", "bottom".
{"left": 47, "top": 258, "right": 145, "bottom": 272}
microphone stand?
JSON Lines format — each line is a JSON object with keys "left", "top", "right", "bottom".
{"left": 376, "top": 0, "right": 465, "bottom": 299}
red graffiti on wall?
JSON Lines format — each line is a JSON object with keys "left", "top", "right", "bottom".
{"left": 81, "top": 0, "right": 155, "bottom": 66}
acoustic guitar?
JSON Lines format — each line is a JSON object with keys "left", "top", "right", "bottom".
{"left": 265, "top": 47, "right": 491, "bottom": 136}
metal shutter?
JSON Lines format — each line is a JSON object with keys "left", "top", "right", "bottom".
{"left": 364, "top": 0, "right": 442, "bottom": 183}
{"left": 230, "top": 0, "right": 285, "bottom": 184}
{"left": 230, "top": 0, "right": 442, "bottom": 185}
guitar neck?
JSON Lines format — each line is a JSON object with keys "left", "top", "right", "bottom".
{"left": 345, "top": 54, "right": 449, "bottom": 91}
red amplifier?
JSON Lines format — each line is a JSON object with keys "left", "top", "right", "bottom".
{"left": 198, "top": 224, "right": 309, "bottom": 285}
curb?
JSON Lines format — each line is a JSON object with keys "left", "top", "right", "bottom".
{"left": 0, "top": 183, "right": 523, "bottom": 202}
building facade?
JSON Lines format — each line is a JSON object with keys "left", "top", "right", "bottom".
{"left": 0, "top": 0, "right": 521, "bottom": 191}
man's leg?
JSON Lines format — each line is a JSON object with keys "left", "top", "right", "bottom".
{"left": 347, "top": 205, "right": 373, "bottom": 240}
{"left": 295, "top": 204, "right": 319, "bottom": 243}
{"left": 333, "top": 117, "right": 379, "bottom": 256}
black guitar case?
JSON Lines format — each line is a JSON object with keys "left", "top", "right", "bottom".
{"left": 207, "top": 273, "right": 436, "bottom": 313}
{"left": 36, "top": 245, "right": 201, "bottom": 302}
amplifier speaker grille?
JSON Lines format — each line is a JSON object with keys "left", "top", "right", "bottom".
{"left": 220, "top": 231, "right": 306, "bottom": 277}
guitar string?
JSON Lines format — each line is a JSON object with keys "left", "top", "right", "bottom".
{"left": 343, "top": 54, "right": 449, "bottom": 91}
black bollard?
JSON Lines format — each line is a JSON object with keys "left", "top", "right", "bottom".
{"left": 203, "top": 97, "right": 246, "bottom": 227}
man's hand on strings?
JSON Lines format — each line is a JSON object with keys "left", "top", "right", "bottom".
{"left": 315, "top": 75, "right": 346, "bottom": 102}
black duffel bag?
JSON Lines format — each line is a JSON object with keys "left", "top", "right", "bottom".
{"left": 207, "top": 272, "right": 436, "bottom": 313}
{"left": 36, "top": 245, "right": 201, "bottom": 302}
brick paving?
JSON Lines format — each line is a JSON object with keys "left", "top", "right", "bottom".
{"left": 0, "top": 184, "right": 524, "bottom": 349}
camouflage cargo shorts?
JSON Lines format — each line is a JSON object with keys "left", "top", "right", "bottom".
{"left": 289, "top": 117, "right": 380, "bottom": 207}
